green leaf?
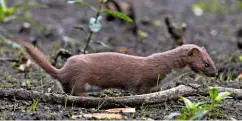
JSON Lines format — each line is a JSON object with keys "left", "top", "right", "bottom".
{"left": 209, "top": 87, "right": 218, "bottom": 104}
{"left": 238, "top": 56, "right": 242, "bottom": 62}
{"left": 238, "top": 0, "right": 242, "bottom": 9}
{"left": 193, "top": 102, "right": 206, "bottom": 109}
{"left": 4, "top": 7, "right": 16, "bottom": 16}
{"left": 0, "top": 0, "right": 7, "bottom": 22}
{"left": 190, "top": 110, "right": 208, "bottom": 120}
{"left": 226, "top": 72, "right": 233, "bottom": 81}
{"left": 0, "top": 0, "right": 7, "bottom": 12}
{"left": 67, "top": 0, "right": 97, "bottom": 12}
{"left": 0, "top": 12, "right": 4, "bottom": 22}
{"left": 26, "top": 80, "right": 32, "bottom": 87}
{"left": 103, "top": 9, "right": 133, "bottom": 23}
{"left": 180, "top": 96, "right": 193, "bottom": 110}
{"left": 215, "top": 92, "right": 231, "bottom": 103}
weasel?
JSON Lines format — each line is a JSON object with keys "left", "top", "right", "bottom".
{"left": 13, "top": 40, "right": 217, "bottom": 96}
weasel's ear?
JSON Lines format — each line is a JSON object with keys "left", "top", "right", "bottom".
{"left": 201, "top": 46, "right": 207, "bottom": 51}
{"left": 187, "top": 48, "right": 201, "bottom": 57}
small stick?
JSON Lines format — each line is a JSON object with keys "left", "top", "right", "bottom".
{"left": 83, "top": 0, "right": 105, "bottom": 54}
{"left": 164, "top": 15, "right": 187, "bottom": 47}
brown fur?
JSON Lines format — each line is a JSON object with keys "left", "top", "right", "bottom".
{"left": 13, "top": 40, "right": 217, "bottom": 96}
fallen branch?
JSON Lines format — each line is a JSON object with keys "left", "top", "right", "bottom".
{"left": 0, "top": 84, "right": 241, "bottom": 108}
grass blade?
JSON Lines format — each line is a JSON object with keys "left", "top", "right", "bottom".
{"left": 103, "top": 9, "right": 133, "bottom": 23}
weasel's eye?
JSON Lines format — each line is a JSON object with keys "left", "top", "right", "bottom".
{"left": 205, "top": 63, "right": 210, "bottom": 67}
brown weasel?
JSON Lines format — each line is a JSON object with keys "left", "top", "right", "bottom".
{"left": 13, "top": 40, "right": 217, "bottom": 96}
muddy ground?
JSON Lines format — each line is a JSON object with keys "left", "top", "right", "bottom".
{"left": 1, "top": 0, "right": 242, "bottom": 120}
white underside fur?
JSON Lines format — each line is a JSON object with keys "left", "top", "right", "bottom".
{"left": 84, "top": 83, "right": 102, "bottom": 92}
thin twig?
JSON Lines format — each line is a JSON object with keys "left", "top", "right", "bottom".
{"left": 83, "top": 0, "right": 105, "bottom": 54}
{"left": 164, "top": 15, "right": 186, "bottom": 48}
{"left": 83, "top": 32, "right": 94, "bottom": 54}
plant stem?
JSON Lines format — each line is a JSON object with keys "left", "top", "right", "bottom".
{"left": 83, "top": 0, "right": 104, "bottom": 54}
{"left": 83, "top": 32, "right": 94, "bottom": 54}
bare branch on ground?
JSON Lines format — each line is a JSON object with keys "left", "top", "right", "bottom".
{"left": 0, "top": 84, "right": 241, "bottom": 108}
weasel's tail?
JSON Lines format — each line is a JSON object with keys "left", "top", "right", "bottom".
{"left": 13, "top": 40, "right": 59, "bottom": 78}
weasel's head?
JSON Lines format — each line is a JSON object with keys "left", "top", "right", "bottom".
{"left": 186, "top": 46, "right": 217, "bottom": 77}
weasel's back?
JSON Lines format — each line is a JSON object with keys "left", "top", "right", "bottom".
{"left": 66, "top": 52, "right": 146, "bottom": 68}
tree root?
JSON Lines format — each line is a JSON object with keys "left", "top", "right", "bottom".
{"left": 0, "top": 84, "right": 241, "bottom": 108}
